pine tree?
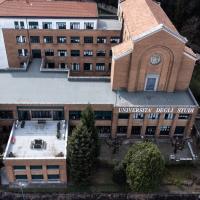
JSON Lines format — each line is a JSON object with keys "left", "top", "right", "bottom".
{"left": 80, "top": 105, "right": 100, "bottom": 158}
{"left": 68, "top": 123, "right": 94, "bottom": 184}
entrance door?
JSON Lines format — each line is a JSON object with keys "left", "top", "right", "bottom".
{"left": 32, "top": 49, "right": 41, "bottom": 58}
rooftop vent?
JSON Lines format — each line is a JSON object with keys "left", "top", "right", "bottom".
{"left": 30, "top": 139, "right": 47, "bottom": 150}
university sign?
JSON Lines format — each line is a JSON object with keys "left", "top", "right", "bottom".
{"left": 118, "top": 106, "right": 195, "bottom": 114}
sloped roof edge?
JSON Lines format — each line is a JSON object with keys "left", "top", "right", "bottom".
{"left": 132, "top": 24, "right": 188, "bottom": 44}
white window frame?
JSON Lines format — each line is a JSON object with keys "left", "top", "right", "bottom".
{"left": 144, "top": 74, "right": 159, "bottom": 91}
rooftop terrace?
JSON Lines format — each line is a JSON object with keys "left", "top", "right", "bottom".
{"left": 4, "top": 120, "right": 68, "bottom": 160}
{"left": 0, "top": 59, "right": 197, "bottom": 107}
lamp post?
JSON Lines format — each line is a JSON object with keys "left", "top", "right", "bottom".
{"left": 18, "top": 182, "right": 26, "bottom": 200}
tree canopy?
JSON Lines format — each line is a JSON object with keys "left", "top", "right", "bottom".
{"left": 124, "top": 142, "right": 165, "bottom": 192}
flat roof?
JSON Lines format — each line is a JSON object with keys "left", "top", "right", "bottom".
{"left": 0, "top": 0, "right": 98, "bottom": 18}
{"left": 4, "top": 120, "right": 67, "bottom": 159}
{"left": 0, "top": 59, "right": 197, "bottom": 107}
{"left": 97, "top": 19, "right": 122, "bottom": 30}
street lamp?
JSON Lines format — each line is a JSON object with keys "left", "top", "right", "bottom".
{"left": 17, "top": 181, "right": 26, "bottom": 200}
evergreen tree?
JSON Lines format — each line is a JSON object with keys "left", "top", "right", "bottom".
{"left": 68, "top": 123, "right": 94, "bottom": 184}
{"left": 80, "top": 105, "right": 100, "bottom": 158}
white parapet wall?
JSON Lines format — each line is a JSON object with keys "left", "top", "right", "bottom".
{"left": 0, "top": 28, "right": 9, "bottom": 69}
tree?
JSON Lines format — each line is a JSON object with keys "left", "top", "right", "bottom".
{"left": 80, "top": 105, "right": 100, "bottom": 158}
{"left": 124, "top": 142, "right": 165, "bottom": 192}
{"left": 68, "top": 123, "right": 94, "bottom": 184}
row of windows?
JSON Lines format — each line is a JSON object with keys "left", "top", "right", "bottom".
{"left": 0, "top": 110, "right": 192, "bottom": 120}
{"left": 118, "top": 113, "right": 191, "bottom": 120}
{"left": 117, "top": 126, "right": 185, "bottom": 136}
{"left": 69, "top": 111, "right": 112, "bottom": 120}
{"left": 18, "top": 49, "right": 112, "bottom": 57}
{"left": 13, "top": 165, "right": 59, "bottom": 170}
{"left": 15, "top": 21, "right": 95, "bottom": 30}
{"left": 15, "top": 174, "right": 60, "bottom": 180}
{"left": 43, "top": 62, "right": 110, "bottom": 71}
{"left": 16, "top": 35, "right": 120, "bottom": 44}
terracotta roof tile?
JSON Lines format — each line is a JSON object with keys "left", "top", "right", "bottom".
{"left": 0, "top": 0, "right": 98, "bottom": 18}
{"left": 120, "top": 0, "right": 177, "bottom": 37}
{"left": 112, "top": 40, "right": 133, "bottom": 59}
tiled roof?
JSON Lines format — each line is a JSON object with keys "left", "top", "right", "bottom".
{"left": 120, "top": 0, "right": 177, "bottom": 37}
{"left": 0, "top": 0, "right": 98, "bottom": 18}
{"left": 112, "top": 40, "right": 133, "bottom": 60}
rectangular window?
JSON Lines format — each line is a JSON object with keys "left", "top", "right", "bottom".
{"left": 118, "top": 113, "right": 129, "bottom": 119}
{"left": 117, "top": 126, "right": 128, "bottom": 134}
{"left": 0, "top": 111, "right": 13, "bottom": 119}
{"left": 57, "top": 36, "right": 66, "bottom": 43}
{"left": 47, "top": 165, "right": 59, "bottom": 170}
{"left": 160, "top": 126, "right": 171, "bottom": 135}
{"left": 84, "top": 36, "right": 93, "bottom": 43}
{"left": 71, "top": 37, "right": 80, "bottom": 43}
{"left": 84, "top": 63, "right": 93, "bottom": 71}
{"left": 84, "top": 22, "right": 94, "bottom": 29}
{"left": 131, "top": 126, "right": 141, "bottom": 135}
{"left": 53, "top": 110, "right": 64, "bottom": 120}
{"left": 97, "top": 37, "right": 107, "bottom": 44}
{"left": 94, "top": 111, "right": 112, "bottom": 120}
{"left": 145, "top": 74, "right": 159, "bottom": 91}
{"left": 20, "top": 21, "right": 25, "bottom": 29}
{"left": 96, "top": 126, "right": 111, "bottom": 135}
{"left": 174, "top": 126, "right": 185, "bottom": 135}
{"left": 16, "top": 36, "right": 26, "bottom": 43}
{"left": 13, "top": 166, "right": 26, "bottom": 170}
{"left": 70, "top": 22, "right": 80, "bottom": 30}
{"left": 43, "top": 22, "right": 52, "bottom": 29}
{"left": 84, "top": 50, "right": 93, "bottom": 57}
{"left": 15, "top": 175, "right": 27, "bottom": 180}
{"left": 58, "top": 50, "right": 67, "bottom": 57}
{"left": 71, "top": 50, "right": 80, "bottom": 57}
{"left": 109, "top": 50, "right": 112, "bottom": 57}
{"left": 178, "top": 114, "right": 191, "bottom": 120}
{"left": 18, "top": 110, "right": 31, "bottom": 121}
{"left": 147, "top": 113, "right": 160, "bottom": 120}
{"left": 30, "top": 165, "right": 42, "bottom": 170}
{"left": 31, "top": 110, "right": 52, "bottom": 119}
{"left": 48, "top": 174, "right": 60, "bottom": 180}
{"left": 69, "top": 111, "right": 81, "bottom": 120}
{"left": 96, "top": 50, "right": 106, "bottom": 57}
{"left": 110, "top": 37, "right": 120, "bottom": 43}
{"left": 29, "top": 22, "right": 39, "bottom": 29}
{"left": 44, "top": 36, "right": 53, "bottom": 43}
{"left": 59, "top": 63, "right": 67, "bottom": 69}
{"left": 96, "top": 63, "right": 105, "bottom": 71}
{"left": 164, "top": 113, "right": 174, "bottom": 120}
{"left": 18, "top": 49, "right": 28, "bottom": 56}
{"left": 31, "top": 175, "right": 44, "bottom": 180}
{"left": 71, "top": 63, "right": 80, "bottom": 71}
{"left": 45, "top": 49, "right": 54, "bottom": 56}
{"left": 56, "top": 22, "right": 66, "bottom": 29}
{"left": 30, "top": 36, "right": 40, "bottom": 43}
{"left": 14, "top": 21, "right": 19, "bottom": 29}
{"left": 14, "top": 21, "right": 24, "bottom": 29}
{"left": 145, "top": 126, "right": 156, "bottom": 135}
{"left": 46, "top": 63, "right": 55, "bottom": 69}
{"left": 132, "top": 113, "right": 144, "bottom": 119}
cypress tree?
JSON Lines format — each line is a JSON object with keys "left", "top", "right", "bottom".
{"left": 68, "top": 123, "right": 94, "bottom": 184}
{"left": 80, "top": 105, "right": 100, "bottom": 158}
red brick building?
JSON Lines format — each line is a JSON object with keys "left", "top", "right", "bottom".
{"left": 0, "top": 0, "right": 199, "bottom": 184}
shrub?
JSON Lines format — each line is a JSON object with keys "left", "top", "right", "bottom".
{"left": 112, "top": 162, "right": 126, "bottom": 185}
{"left": 125, "top": 142, "right": 165, "bottom": 192}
